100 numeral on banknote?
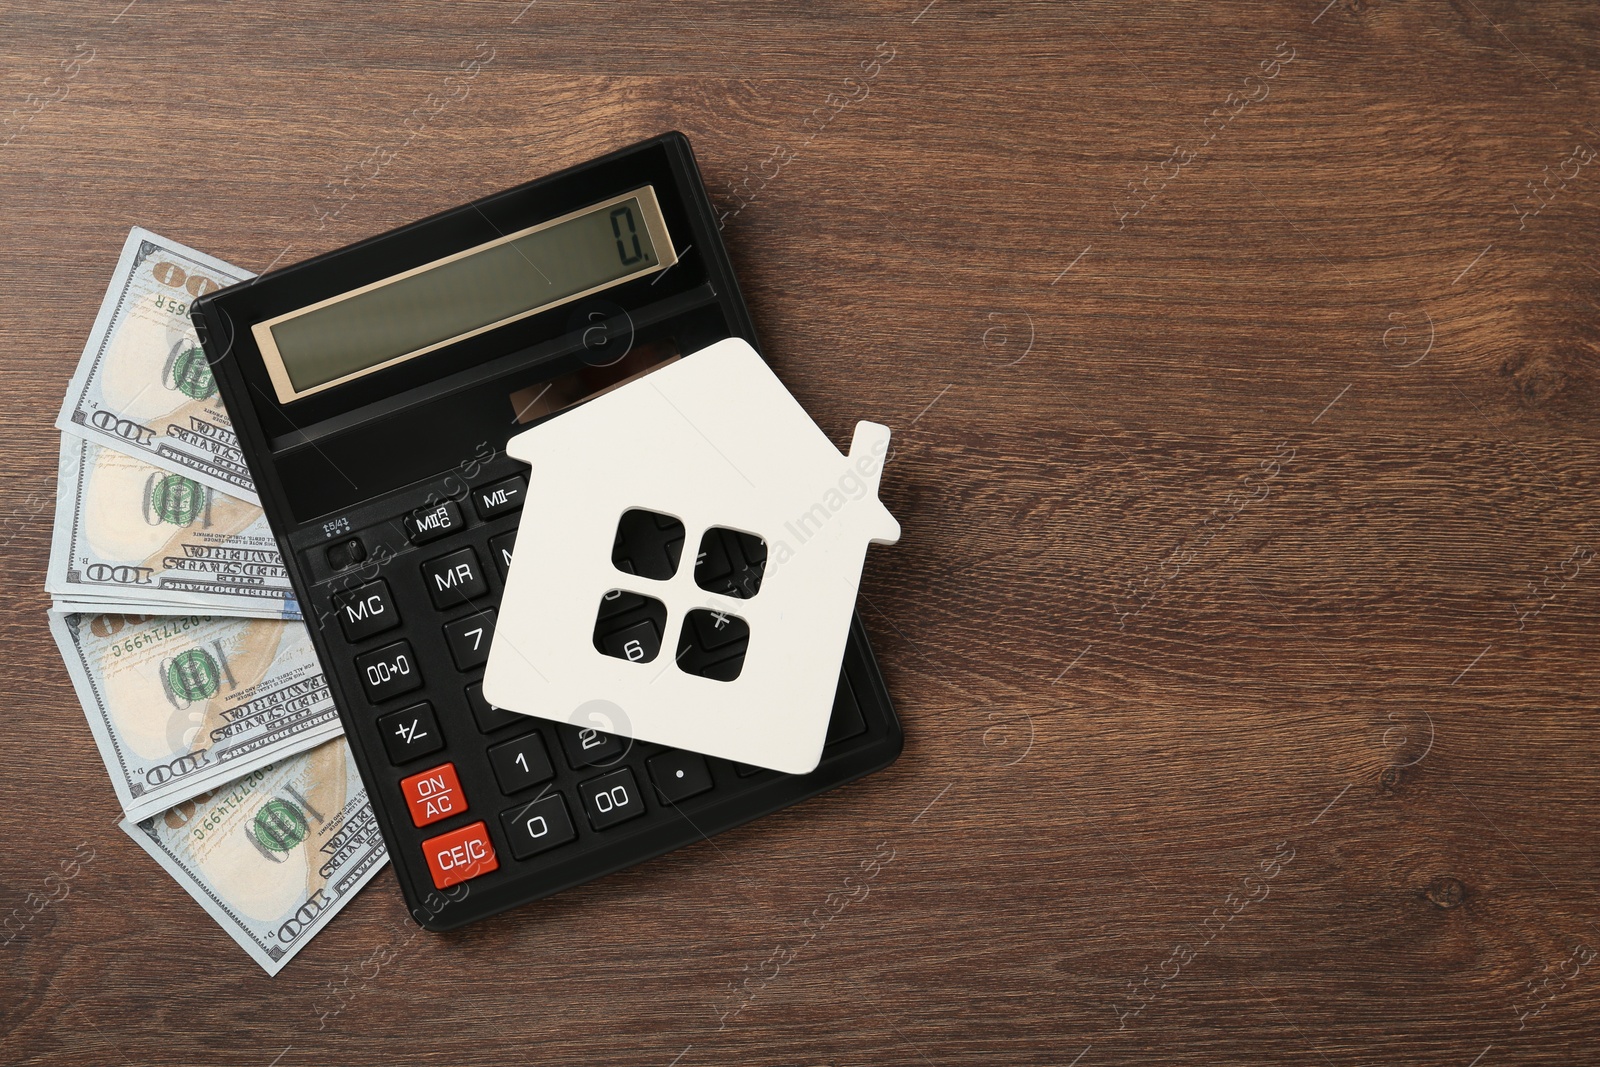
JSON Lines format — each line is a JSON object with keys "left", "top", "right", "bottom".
{"left": 50, "top": 612, "right": 343, "bottom": 822}
{"left": 122, "top": 740, "right": 388, "bottom": 976}
{"left": 56, "top": 227, "right": 259, "bottom": 503}
{"left": 48, "top": 435, "right": 299, "bottom": 619}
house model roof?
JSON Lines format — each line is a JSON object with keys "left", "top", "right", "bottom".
{"left": 482, "top": 337, "right": 899, "bottom": 773}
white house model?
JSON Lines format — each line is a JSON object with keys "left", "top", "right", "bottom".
{"left": 482, "top": 337, "right": 900, "bottom": 774}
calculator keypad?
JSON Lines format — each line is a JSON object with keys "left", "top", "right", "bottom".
{"left": 316, "top": 462, "right": 897, "bottom": 924}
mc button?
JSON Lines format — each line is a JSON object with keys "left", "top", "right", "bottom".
{"left": 421, "top": 821, "right": 498, "bottom": 890}
{"left": 333, "top": 580, "right": 399, "bottom": 642}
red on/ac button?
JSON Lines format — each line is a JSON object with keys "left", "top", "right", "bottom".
{"left": 422, "top": 821, "right": 498, "bottom": 889}
{"left": 400, "top": 762, "right": 465, "bottom": 827}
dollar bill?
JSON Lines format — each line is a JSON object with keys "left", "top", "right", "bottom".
{"left": 57, "top": 226, "right": 259, "bottom": 503}
{"left": 47, "top": 434, "right": 298, "bottom": 619}
{"left": 49, "top": 611, "right": 342, "bottom": 822}
{"left": 121, "top": 739, "right": 388, "bottom": 976}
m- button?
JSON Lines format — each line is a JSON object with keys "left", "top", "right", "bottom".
{"left": 400, "top": 762, "right": 467, "bottom": 827}
{"left": 422, "top": 821, "right": 498, "bottom": 890}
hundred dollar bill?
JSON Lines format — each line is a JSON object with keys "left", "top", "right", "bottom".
{"left": 120, "top": 739, "right": 388, "bottom": 976}
{"left": 47, "top": 434, "right": 299, "bottom": 619}
{"left": 57, "top": 226, "right": 259, "bottom": 503}
{"left": 49, "top": 611, "right": 342, "bottom": 822}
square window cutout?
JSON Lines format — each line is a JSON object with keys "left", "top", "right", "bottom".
{"left": 676, "top": 608, "right": 750, "bottom": 682}
{"left": 694, "top": 527, "right": 766, "bottom": 599}
{"left": 594, "top": 590, "right": 667, "bottom": 663}
{"left": 612, "top": 509, "right": 685, "bottom": 580}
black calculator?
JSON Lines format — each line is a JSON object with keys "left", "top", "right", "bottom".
{"left": 192, "top": 133, "right": 902, "bottom": 930}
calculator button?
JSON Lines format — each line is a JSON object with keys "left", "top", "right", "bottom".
{"left": 559, "top": 724, "right": 627, "bottom": 768}
{"left": 579, "top": 768, "right": 645, "bottom": 830}
{"left": 473, "top": 475, "right": 527, "bottom": 520}
{"left": 596, "top": 587, "right": 649, "bottom": 622}
{"left": 443, "top": 609, "right": 496, "bottom": 670}
{"left": 598, "top": 618, "right": 661, "bottom": 664}
{"left": 422, "top": 821, "right": 498, "bottom": 889}
{"left": 400, "top": 762, "right": 466, "bottom": 827}
{"left": 326, "top": 536, "right": 366, "bottom": 570}
{"left": 421, "top": 547, "right": 487, "bottom": 609}
{"left": 377, "top": 701, "right": 443, "bottom": 764}
{"left": 465, "top": 681, "right": 522, "bottom": 733}
{"left": 825, "top": 673, "right": 867, "bottom": 746}
{"left": 405, "top": 500, "right": 464, "bottom": 544}
{"left": 690, "top": 608, "right": 745, "bottom": 652}
{"left": 488, "top": 731, "right": 554, "bottom": 794}
{"left": 648, "top": 750, "right": 713, "bottom": 803}
{"left": 488, "top": 532, "right": 516, "bottom": 579}
{"left": 333, "top": 580, "right": 399, "bottom": 642}
{"left": 355, "top": 641, "right": 422, "bottom": 703}
{"left": 500, "top": 793, "right": 576, "bottom": 860}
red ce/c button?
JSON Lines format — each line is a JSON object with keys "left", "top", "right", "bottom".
{"left": 422, "top": 821, "right": 499, "bottom": 889}
{"left": 400, "top": 762, "right": 465, "bottom": 828}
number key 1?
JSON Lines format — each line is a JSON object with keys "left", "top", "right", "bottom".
{"left": 488, "top": 731, "right": 554, "bottom": 794}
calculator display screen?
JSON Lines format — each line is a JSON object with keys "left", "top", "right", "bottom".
{"left": 253, "top": 186, "right": 676, "bottom": 402}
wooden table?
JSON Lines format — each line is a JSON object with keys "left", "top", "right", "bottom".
{"left": 5, "top": 1, "right": 1599, "bottom": 1063}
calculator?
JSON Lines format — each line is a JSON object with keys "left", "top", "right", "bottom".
{"left": 192, "top": 133, "right": 903, "bottom": 930}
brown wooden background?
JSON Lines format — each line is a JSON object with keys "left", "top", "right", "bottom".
{"left": 5, "top": 1, "right": 1600, "bottom": 1063}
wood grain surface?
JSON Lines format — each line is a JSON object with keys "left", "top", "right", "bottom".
{"left": 5, "top": 1, "right": 1600, "bottom": 1063}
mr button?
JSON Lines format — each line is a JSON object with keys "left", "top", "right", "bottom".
{"left": 400, "top": 762, "right": 467, "bottom": 827}
{"left": 422, "top": 821, "right": 498, "bottom": 890}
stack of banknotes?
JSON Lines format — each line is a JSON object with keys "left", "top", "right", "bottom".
{"left": 46, "top": 227, "right": 388, "bottom": 975}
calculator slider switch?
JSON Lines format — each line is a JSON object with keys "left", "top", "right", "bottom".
{"left": 405, "top": 500, "right": 465, "bottom": 543}
{"left": 401, "top": 762, "right": 467, "bottom": 827}
{"left": 473, "top": 475, "right": 527, "bottom": 520}
{"left": 326, "top": 536, "right": 366, "bottom": 570}
{"left": 422, "top": 821, "right": 498, "bottom": 889}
